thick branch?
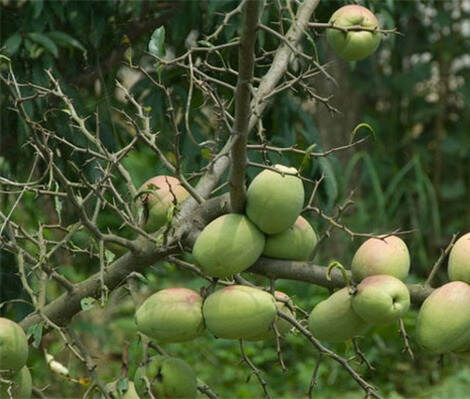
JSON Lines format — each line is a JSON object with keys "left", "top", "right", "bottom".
{"left": 20, "top": 239, "right": 169, "bottom": 331}
{"left": 249, "top": 258, "right": 433, "bottom": 305}
{"left": 229, "top": 0, "right": 260, "bottom": 213}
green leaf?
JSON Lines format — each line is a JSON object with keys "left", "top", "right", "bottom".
{"left": 28, "top": 32, "right": 59, "bottom": 57}
{"left": 298, "top": 144, "right": 317, "bottom": 173}
{"left": 148, "top": 26, "right": 166, "bottom": 58}
{"left": 201, "top": 148, "right": 212, "bottom": 160}
{"left": 350, "top": 122, "right": 376, "bottom": 144}
{"left": 27, "top": 323, "right": 44, "bottom": 348}
{"left": 117, "top": 377, "right": 129, "bottom": 394}
{"left": 32, "top": 0, "right": 44, "bottom": 18}
{"left": 80, "top": 297, "right": 97, "bottom": 311}
{"left": 48, "top": 31, "right": 86, "bottom": 53}
{"left": 4, "top": 33, "right": 22, "bottom": 55}
{"left": 104, "top": 249, "right": 115, "bottom": 263}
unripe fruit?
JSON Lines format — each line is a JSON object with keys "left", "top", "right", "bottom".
{"left": 326, "top": 5, "right": 381, "bottom": 61}
{"left": 351, "top": 275, "right": 410, "bottom": 325}
{"left": 193, "top": 214, "right": 265, "bottom": 278}
{"left": 134, "top": 356, "right": 197, "bottom": 399}
{"left": 245, "top": 291, "right": 295, "bottom": 341}
{"left": 262, "top": 216, "right": 317, "bottom": 261}
{"left": 308, "top": 288, "right": 367, "bottom": 342}
{"left": 135, "top": 288, "right": 204, "bottom": 343}
{"left": 104, "top": 380, "right": 140, "bottom": 399}
{"left": 203, "top": 285, "right": 277, "bottom": 340}
{"left": 0, "top": 317, "right": 29, "bottom": 373}
{"left": 448, "top": 232, "right": 470, "bottom": 283}
{"left": 0, "top": 366, "right": 32, "bottom": 399}
{"left": 139, "top": 176, "right": 189, "bottom": 233}
{"left": 246, "top": 165, "right": 304, "bottom": 234}
{"left": 416, "top": 281, "right": 470, "bottom": 354}
{"left": 351, "top": 235, "right": 410, "bottom": 282}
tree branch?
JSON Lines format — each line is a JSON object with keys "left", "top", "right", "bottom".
{"left": 229, "top": 0, "right": 260, "bottom": 213}
{"left": 249, "top": 257, "right": 433, "bottom": 305}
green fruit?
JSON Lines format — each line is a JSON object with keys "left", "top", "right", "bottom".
{"left": 134, "top": 356, "right": 197, "bottom": 399}
{"left": 193, "top": 214, "right": 265, "bottom": 278}
{"left": 263, "top": 216, "right": 317, "bottom": 261}
{"left": 308, "top": 288, "right": 367, "bottom": 342}
{"left": 104, "top": 380, "right": 140, "bottom": 399}
{"left": 416, "top": 281, "right": 470, "bottom": 354}
{"left": 0, "top": 366, "right": 32, "bottom": 399}
{"left": 326, "top": 5, "right": 381, "bottom": 61}
{"left": 351, "top": 235, "right": 410, "bottom": 282}
{"left": 351, "top": 275, "right": 410, "bottom": 325}
{"left": 135, "top": 288, "right": 204, "bottom": 343}
{"left": 0, "top": 318, "right": 29, "bottom": 374}
{"left": 139, "top": 176, "right": 189, "bottom": 233}
{"left": 203, "top": 285, "right": 277, "bottom": 340}
{"left": 245, "top": 291, "right": 295, "bottom": 341}
{"left": 448, "top": 232, "right": 470, "bottom": 283}
{"left": 246, "top": 165, "right": 304, "bottom": 234}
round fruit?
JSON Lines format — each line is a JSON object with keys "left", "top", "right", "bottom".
{"left": 351, "top": 235, "right": 410, "bottom": 282}
{"left": 203, "top": 285, "right": 277, "bottom": 340}
{"left": 308, "top": 287, "right": 367, "bottom": 342}
{"left": 139, "top": 175, "right": 189, "bottom": 233}
{"left": 448, "top": 232, "right": 470, "bottom": 283}
{"left": 0, "top": 366, "right": 32, "bottom": 399}
{"left": 326, "top": 5, "right": 381, "bottom": 61}
{"left": 246, "top": 165, "right": 304, "bottom": 234}
{"left": 262, "top": 216, "right": 317, "bottom": 261}
{"left": 135, "top": 288, "right": 204, "bottom": 343}
{"left": 351, "top": 275, "right": 410, "bottom": 325}
{"left": 0, "top": 317, "right": 29, "bottom": 374}
{"left": 104, "top": 380, "right": 140, "bottom": 399}
{"left": 193, "top": 214, "right": 265, "bottom": 278}
{"left": 245, "top": 291, "right": 295, "bottom": 341}
{"left": 134, "top": 356, "right": 197, "bottom": 399}
{"left": 416, "top": 281, "right": 470, "bottom": 354}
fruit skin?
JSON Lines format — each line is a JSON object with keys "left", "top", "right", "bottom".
{"left": 0, "top": 366, "right": 32, "bottom": 399}
{"left": 263, "top": 216, "right": 317, "bottom": 261}
{"left": 351, "top": 235, "right": 410, "bottom": 282}
{"left": 308, "top": 287, "right": 367, "bottom": 342}
{"left": 135, "top": 288, "right": 204, "bottom": 343}
{"left": 0, "top": 317, "right": 29, "bottom": 374}
{"left": 448, "top": 232, "right": 470, "bottom": 283}
{"left": 193, "top": 214, "right": 265, "bottom": 278}
{"left": 104, "top": 380, "right": 140, "bottom": 399}
{"left": 139, "top": 175, "right": 189, "bottom": 233}
{"left": 326, "top": 5, "right": 381, "bottom": 61}
{"left": 134, "top": 356, "right": 197, "bottom": 399}
{"left": 416, "top": 281, "right": 470, "bottom": 354}
{"left": 246, "top": 164, "right": 304, "bottom": 234}
{"left": 351, "top": 275, "right": 410, "bottom": 325}
{"left": 203, "top": 285, "right": 277, "bottom": 340}
{"left": 245, "top": 291, "right": 295, "bottom": 341}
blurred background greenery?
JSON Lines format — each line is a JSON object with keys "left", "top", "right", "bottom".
{"left": 1, "top": 0, "right": 469, "bottom": 397}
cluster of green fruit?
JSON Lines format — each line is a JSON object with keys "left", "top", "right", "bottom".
{"left": 416, "top": 233, "right": 470, "bottom": 354}
{"left": 132, "top": 164, "right": 316, "bottom": 397}
{"left": 308, "top": 235, "right": 411, "bottom": 342}
{"left": 132, "top": 286, "right": 294, "bottom": 398}
{"left": 0, "top": 318, "right": 32, "bottom": 399}
{"left": 141, "top": 164, "right": 317, "bottom": 270}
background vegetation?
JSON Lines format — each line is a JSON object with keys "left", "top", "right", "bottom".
{"left": 1, "top": 0, "right": 469, "bottom": 398}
